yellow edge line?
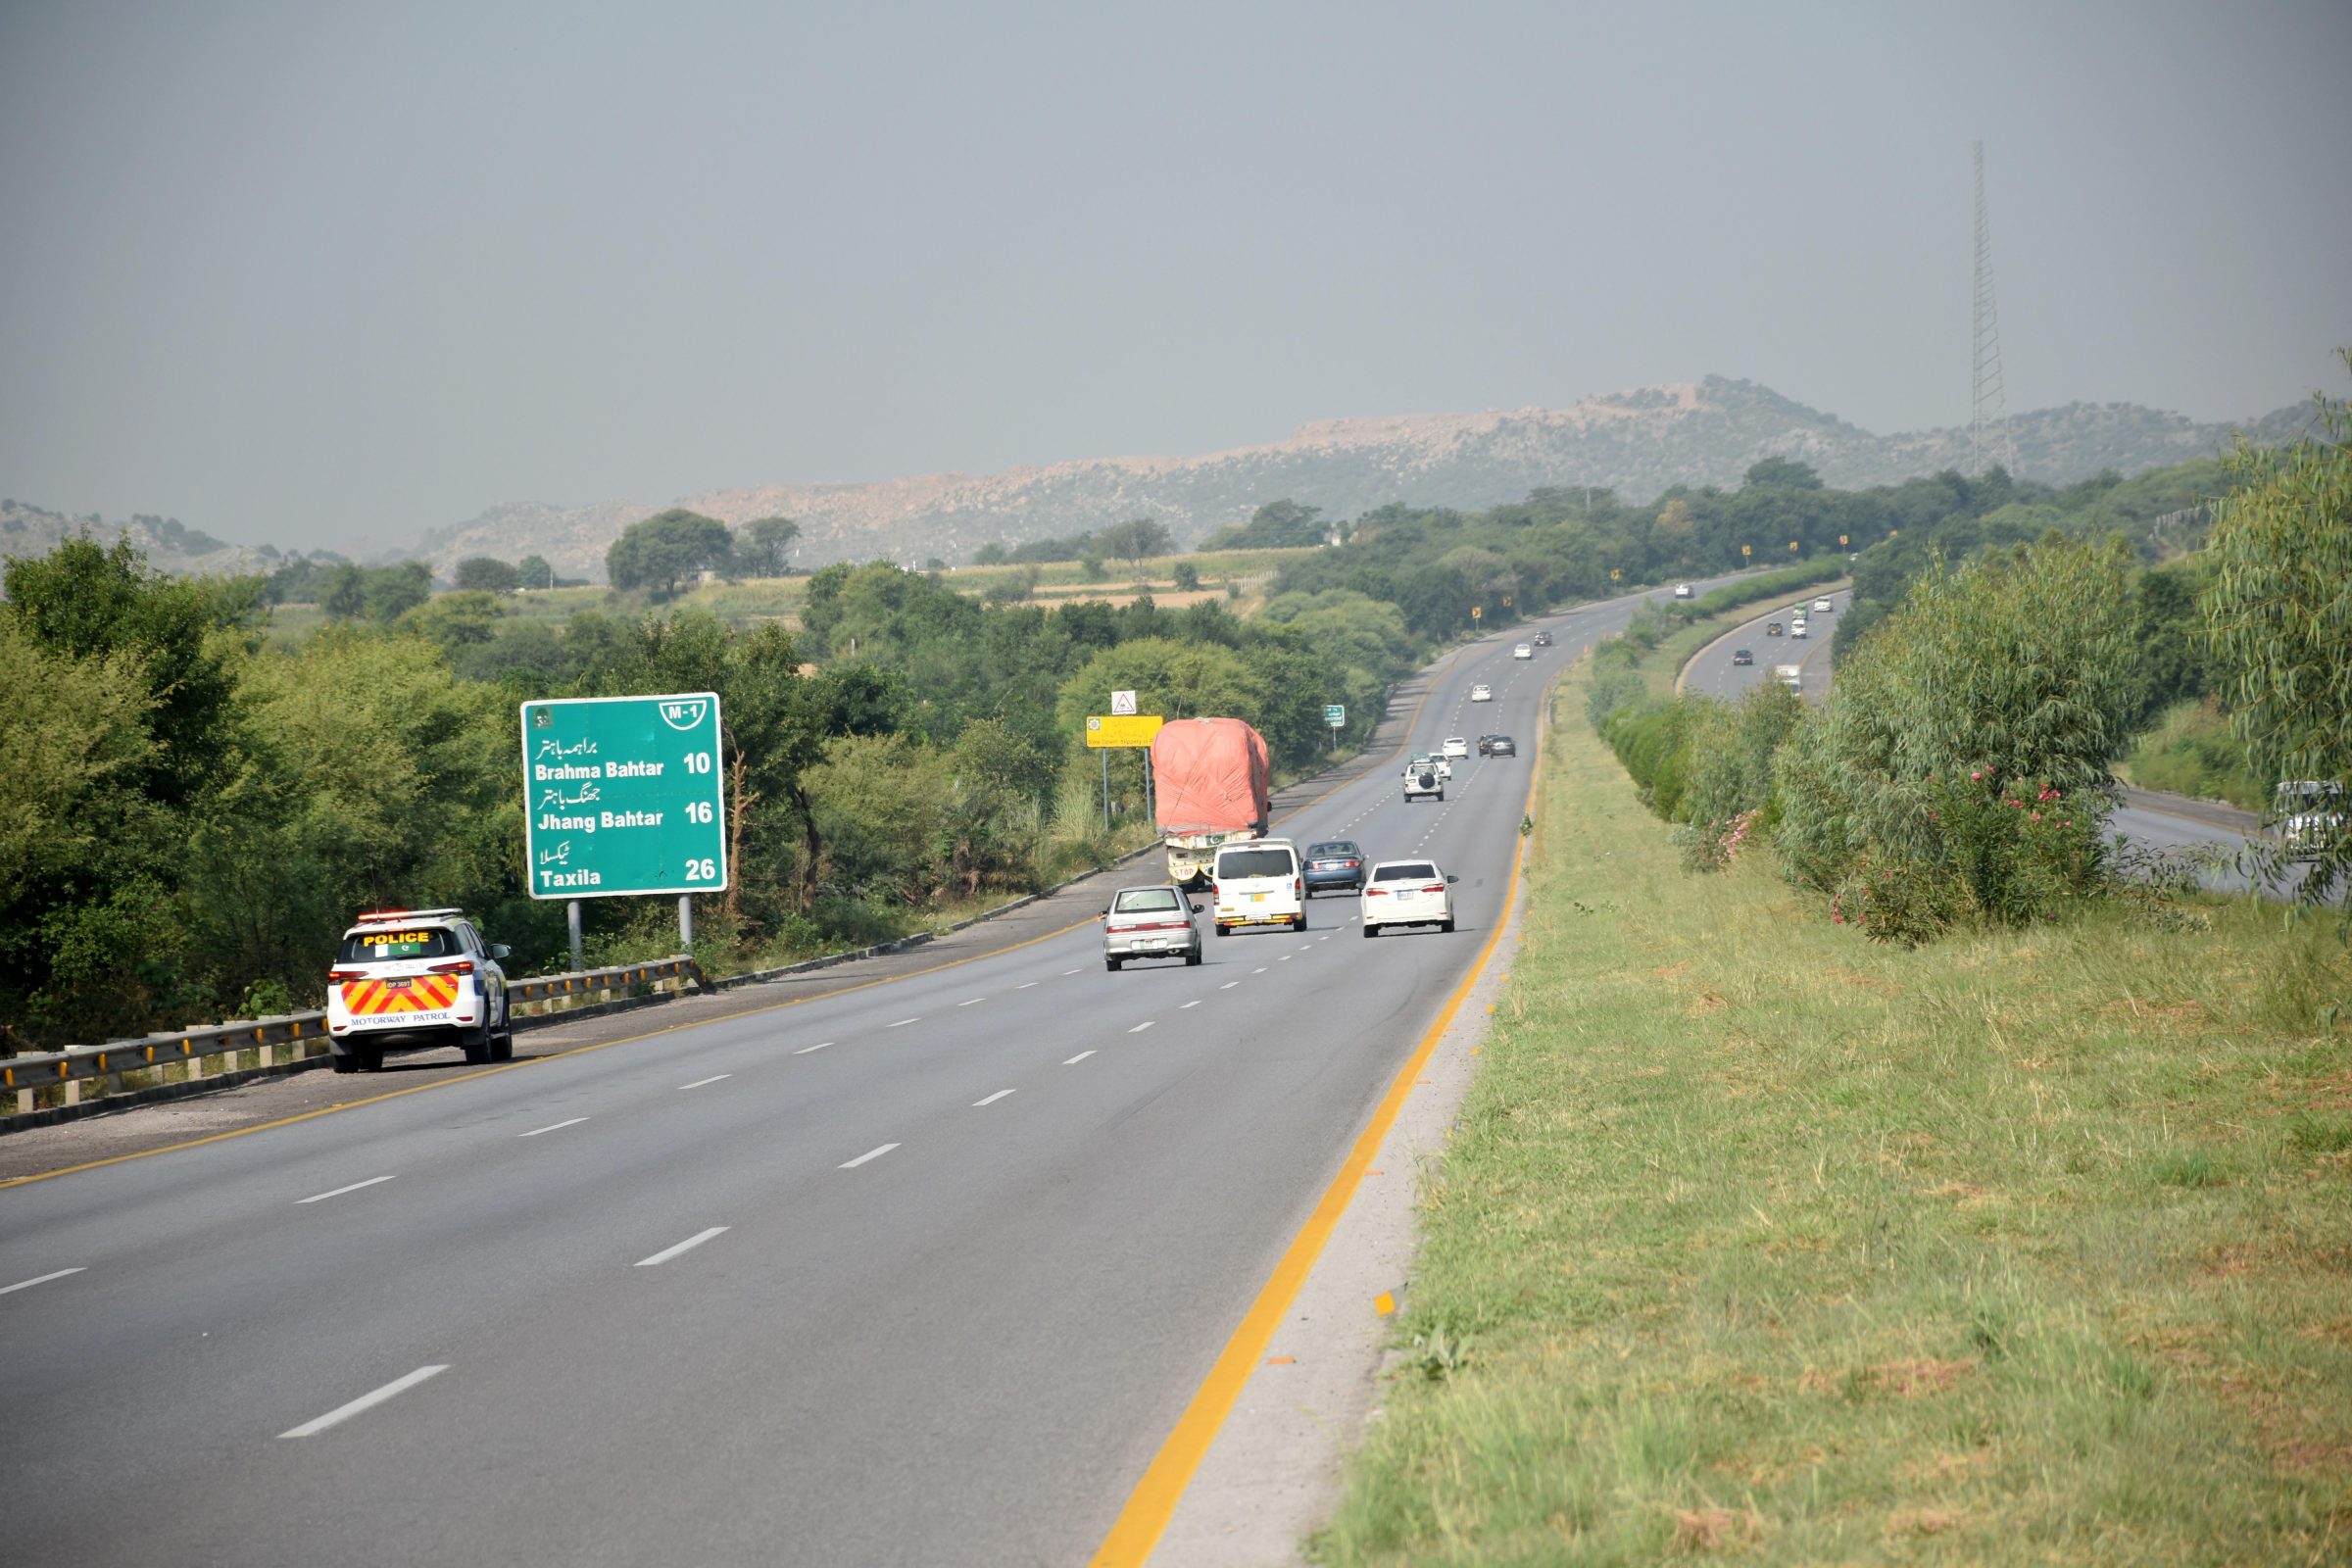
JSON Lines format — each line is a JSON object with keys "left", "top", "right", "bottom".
{"left": 1085, "top": 668, "right": 1553, "bottom": 1567}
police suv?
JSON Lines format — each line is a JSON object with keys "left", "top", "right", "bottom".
{"left": 326, "top": 908, "right": 514, "bottom": 1072}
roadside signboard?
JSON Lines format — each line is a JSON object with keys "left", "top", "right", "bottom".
{"left": 1324, "top": 705, "right": 1345, "bottom": 727}
{"left": 519, "top": 693, "right": 728, "bottom": 899}
{"left": 1085, "top": 714, "right": 1165, "bottom": 749}
{"left": 1110, "top": 689, "right": 1139, "bottom": 715}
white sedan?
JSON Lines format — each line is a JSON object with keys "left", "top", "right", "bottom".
{"left": 1470, "top": 683, "right": 1493, "bottom": 703}
{"left": 1361, "top": 858, "right": 1457, "bottom": 936}
{"left": 1442, "top": 736, "right": 1470, "bottom": 759}
{"left": 1512, "top": 643, "right": 1534, "bottom": 660}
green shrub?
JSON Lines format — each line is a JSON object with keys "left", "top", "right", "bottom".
{"left": 1585, "top": 666, "right": 1647, "bottom": 730}
{"left": 2125, "top": 698, "right": 2265, "bottom": 809}
{"left": 1777, "top": 540, "right": 2137, "bottom": 938}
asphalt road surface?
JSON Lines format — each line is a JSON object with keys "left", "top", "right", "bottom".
{"left": 1673, "top": 592, "right": 2313, "bottom": 900}
{"left": 0, "top": 575, "right": 1748, "bottom": 1568}
{"left": 1676, "top": 586, "right": 1850, "bottom": 704}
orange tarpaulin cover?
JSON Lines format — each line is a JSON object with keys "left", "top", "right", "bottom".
{"left": 1152, "top": 717, "right": 1269, "bottom": 835}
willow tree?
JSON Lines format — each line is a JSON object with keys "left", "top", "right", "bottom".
{"left": 2202, "top": 353, "right": 2351, "bottom": 903}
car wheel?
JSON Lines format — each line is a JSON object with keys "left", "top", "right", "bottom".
{"left": 1293, "top": 912, "right": 1307, "bottom": 932}
{"left": 491, "top": 1016, "right": 515, "bottom": 1062}
{"left": 1441, "top": 917, "right": 1456, "bottom": 933}
{"left": 1185, "top": 947, "right": 1202, "bottom": 966}
{"left": 359, "top": 1041, "right": 385, "bottom": 1072}
{"left": 1105, "top": 957, "right": 1122, "bottom": 972}
{"left": 1361, "top": 922, "right": 1376, "bottom": 938}
{"left": 1214, "top": 923, "right": 1228, "bottom": 938}
{"left": 330, "top": 1051, "right": 360, "bottom": 1075}
{"left": 463, "top": 1026, "right": 494, "bottom": 1066}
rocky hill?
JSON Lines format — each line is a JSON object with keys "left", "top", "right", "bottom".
{"left": 406, "top": 376, "right": 2313, "bottom": 580}
{"left": 0, "top": 499, "right": 282, "bottom": 578}
{"left": 9, "top": 376, "right": 2315, "bottom": 582}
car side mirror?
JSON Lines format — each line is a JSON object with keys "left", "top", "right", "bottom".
{"left": 490, "top": 944, "right": 512, "bottom": 959}
{"left": 1446, "top": 875, "right": 1459, "bottom": 884}
{"left": 1190, "top": 902, "right": 1203, "bottom": 912}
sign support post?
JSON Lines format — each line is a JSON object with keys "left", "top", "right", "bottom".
{"left": 567, "top": 900, "right": 584, "bottom": 974}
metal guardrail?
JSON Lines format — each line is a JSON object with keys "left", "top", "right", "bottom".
{"left": 4, "top": 957, "right": 703, "bottom": 1115}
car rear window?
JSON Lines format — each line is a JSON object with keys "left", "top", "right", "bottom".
{"left": 339, "top": 926, "right": 459, "bottom": 962}
{"left": 1373, "top": 863, "right": 1438, "bottom": 883}
{"left": 1307, "top": 842, "right": 1354, "bottom": 857}
{"left": 1216, "top": 848, "right": 1296, "bottom": 879}
{"left": 1114, "top": 889, "right": 1182, "bottom": 912}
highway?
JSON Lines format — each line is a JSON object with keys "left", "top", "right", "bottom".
{"left": 0, "top": 578, "right": 1737, "bottom": 1567}
{"left": 1674, "top": 591, "right": 2308, "bottom": 900}
{"left": 1676, "top": 586, "right": 1850, "bottom": 703}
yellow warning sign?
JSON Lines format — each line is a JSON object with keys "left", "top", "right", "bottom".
{"left": 1085, "top": 714, "right": 1165, "bottom": 749}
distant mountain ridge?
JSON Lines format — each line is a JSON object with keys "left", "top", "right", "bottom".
{"left": 7, "top": 376, "right": 2315, "bottom": 581}
{"left": 406, "top": 376, "right": 2311, "bottom": 579}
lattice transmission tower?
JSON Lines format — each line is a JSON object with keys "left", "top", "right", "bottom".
{"left": 1969, "top": 140, "right": 2018, "bottom": 476}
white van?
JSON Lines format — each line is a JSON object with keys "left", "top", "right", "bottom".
{"left": 1211, "top": 837, "right": 1305, "bottom": 936}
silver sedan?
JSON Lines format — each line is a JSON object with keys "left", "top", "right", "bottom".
{"left": 1102, "top": 885, "right": 1204, "bottom": 970}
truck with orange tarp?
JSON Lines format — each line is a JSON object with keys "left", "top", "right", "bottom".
{"left": 1150, "top": 717, "right": 1270, "bottom": 888}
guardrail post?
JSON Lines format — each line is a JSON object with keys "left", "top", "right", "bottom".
{"left": 62, "top": 1077, "right": 79, "bottom": 1107}
{"left": 187, "top": 1049, "right": 205, "bottom": 1082}
{"left": 13, "top": 1088, "right": 28, "bottom": 1115}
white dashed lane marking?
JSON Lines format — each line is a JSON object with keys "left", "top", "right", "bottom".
{"left": 840, "top": 1144, "right": 900, "bottom": 1169}
{"left": 973, "top": 1089, "right": 1015, "bottom": 1107}
{"left": 0, "top": 1268, "right": 84, "bottom": 1298}
{"left": 794, "top": 1041, "right": 834, "bottom": 1054}
{"left": 1129, "top": 1021, "right": 1154, "bottom": 1034}
{"left": 634, "top": 1227, "right": 729, "bottom": 1267}
{"left": 519, "top": 1117, "right": 587, "bottom": 1138}
{"left": 297, "top": 1175, "right": 396, "bottom": 1206}
{"left": 678, "top": 1074, "right": 731, "bottom": 1090}
{"left": 887, "top": 1018, "right": 919, "bottom": 1029}
{"left": 279, "top": 1365, "right": 447, "bottom": 1440}
{"left": 1063, "top": 1051, "right": 1096, "bottom": 1065}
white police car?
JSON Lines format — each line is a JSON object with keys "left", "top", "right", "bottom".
{"left": 325, "top": 907, "right": 514, "bottom": 1072}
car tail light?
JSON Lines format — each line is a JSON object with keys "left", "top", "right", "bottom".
{"left": 1294, "top": 876, "right": 1303, "bottom": 897}
{"left": 1127, "top": 919, "right": 1192, "bottom": 932}
{"left": 1366, "top": 887, "right": 1389, "bottom": 897}
{"left": 328, "top": 968, "right": 366, "bottom": 982}
{"left": 428, "top": 959, "right": 475, "bottom": 976}
{"left": 1422, "top": 884, "right": 1447, "bottom": 895}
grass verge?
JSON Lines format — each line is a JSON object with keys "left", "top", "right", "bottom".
{"left": 1311, "top": 658, "right": 2352, "bottom": 1565}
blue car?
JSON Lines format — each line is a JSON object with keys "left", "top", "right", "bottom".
{"left": 1301, "top": 839, "right": 1368, "bottom": 897}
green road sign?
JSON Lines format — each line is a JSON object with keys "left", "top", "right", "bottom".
{"left": 520, "top": 693, "right": 728, "bottom": 899}
{"left": 1324, "top": 704, "right": 1345, "bottom": 726}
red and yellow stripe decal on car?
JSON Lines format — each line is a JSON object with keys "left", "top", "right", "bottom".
{"left": 341, "top": 975, "right": 461, "bottom": 1016}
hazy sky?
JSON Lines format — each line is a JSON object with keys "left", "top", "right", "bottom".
{"left": 3, "top": 0, "right": 2346, "bottom": 551}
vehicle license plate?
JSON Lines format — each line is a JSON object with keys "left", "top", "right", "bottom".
{"left": 1250, "top": 893, "right": 1265, "bottom": 903}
